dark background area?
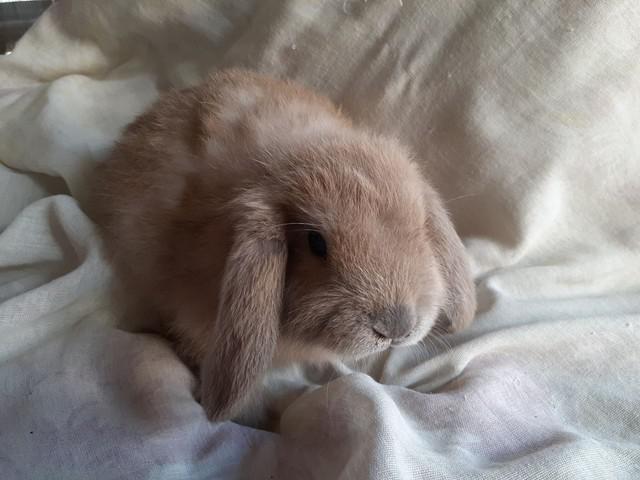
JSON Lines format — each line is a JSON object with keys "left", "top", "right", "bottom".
{"left": 0, "top": 1, "right": 52, "bottom": 54}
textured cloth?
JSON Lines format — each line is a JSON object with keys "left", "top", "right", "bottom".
{"left": 1, "top": 1, "right": 639, "bottom": 478}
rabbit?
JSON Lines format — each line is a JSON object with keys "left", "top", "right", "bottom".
{"left": 90, "top": 68, "right": 476, "bottom": 423}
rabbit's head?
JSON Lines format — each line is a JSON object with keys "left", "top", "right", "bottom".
{"left": 200, "top": 100, "right": 475, "bottom": 421}
{"left": 273, "top": 136, "right": 468, "bottom": 358}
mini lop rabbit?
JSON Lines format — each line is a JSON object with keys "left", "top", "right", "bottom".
{"left": 91, "top": 69, "right": 476, "bottom": 422}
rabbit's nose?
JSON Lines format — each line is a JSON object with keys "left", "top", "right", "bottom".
{"left": 370, "top": 305, "right": 415, "bottom": 341}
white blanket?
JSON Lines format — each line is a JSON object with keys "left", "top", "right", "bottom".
{"left": 1, "top": 1, "right": 639, "bottom": 478}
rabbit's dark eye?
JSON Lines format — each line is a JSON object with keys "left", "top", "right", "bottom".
{"left": 307, "top": 231, "right": 327, "bottom": 258}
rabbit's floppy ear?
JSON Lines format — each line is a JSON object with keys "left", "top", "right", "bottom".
{"left": 423, "top": 182, "right": 477, "bottom": 332}
{"left": 200, "top": 188, "right": 287, "bottom": 421}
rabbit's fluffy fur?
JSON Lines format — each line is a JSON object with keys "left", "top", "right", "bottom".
{"left": 91, "top": 69, "right": 476, "bottom": 422}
